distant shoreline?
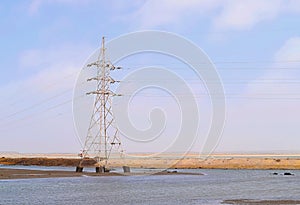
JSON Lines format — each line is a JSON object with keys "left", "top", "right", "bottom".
{"left": 1, "top": 155, "right": 300, "bottom": 170}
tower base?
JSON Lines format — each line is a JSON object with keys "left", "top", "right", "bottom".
{"left": 75, "top": 166, "right": 83, "bottom": 172}
{"left": 123, "top": 166, "right": 130, "bottom": 173}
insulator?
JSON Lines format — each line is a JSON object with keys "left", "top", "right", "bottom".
{"left": 110, "top": 66, "right": 121, "bottom": 70}
{"left": 87, "top": 91, "right": 112, "bottom": 95}
{"left": 87, "top": 62, "right": 98, "bottom": 67}
{"left": 87, "top": 77, "right": 98, "bottom": 81}
{"left": 110, "top": 80, "right": 120, "bottom": 84}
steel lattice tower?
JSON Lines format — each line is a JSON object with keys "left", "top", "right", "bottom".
{"left": 82, "top": 37, "right": 123, "bottom": 168}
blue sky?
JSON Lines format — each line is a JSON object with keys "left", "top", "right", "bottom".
{"left": 1, "top": 0, "right": 300, "bottom": 154}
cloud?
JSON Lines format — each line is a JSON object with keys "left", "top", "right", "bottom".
{"left": 2, "top": 44, "right": 92, "bottom": 108}
{"left": 131, "top": 0, "right": 220, "bottom": 28}
{"left": 19, "top": 49, "right": 42, "bottom": 69}
{"left": 217, "top": 37, "right": 300, "bottom": 153}
{"left": 285, "top": 0, "right": 300, "bottom": 12}
{"left": 213, "top": 0, "right": 282, "bottom": 30}
{"left": 28, "top": 0, "right": 42, "bottom": 14}
{"left": 128, "top": 0, "right": 300, "bottom": 31}
{"left": 28, "top": 0, "right": 94, "bottom": 15}
{"left": 275, "top": 37, "right": 300, "bottom": 62}
{"left": 19, "top": 44, "right": 94, "bottom": 93}
{"left": 0, "top": 43, "right": 96, "bottom": 153}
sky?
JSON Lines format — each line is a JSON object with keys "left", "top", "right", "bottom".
{"left": 1, "top": 0, "right": 300, "bottom": 154}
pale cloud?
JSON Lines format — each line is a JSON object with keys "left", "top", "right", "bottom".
{"left": 19, "top": 44, "right": 89, "bottom": 69}
{"left": 131, "top": 0, "right": 220, "bottom": 28}
{"left": 19, "top": 44, "right": 94, "bottom": 94}
{"left": 0, "top": 43, "right": 95, "bottom": 152}
{"left": 217, "top": 37, "right": 300, "bottom": 153}
{"left": 25, "top": 43, "right": 94, "bottom": 91}
{"left": 285, "top": 0, "right": 300, "bottom": 12}
{"left": 28, "top": 0, "right": 94, "bottom": 15}
{"left": 19, "top": 49, "right": 41, "bottom": 69}
{"left": 246, "top": 37, "right": 300, "bottom": 114}
{"left": 28, "top": 0, "right": 42, "bottom": 14}
{"left": 275, "top": 37, "right": 300, "bottom": 62}
{"left": 218, "top": 97, "right": 300, "bottom": 152}
{"left": 129, "top": 0, "right": 300, "bottom": 31}
{"left": 0, "top": 43, "right": 95, "bottom": 122}
{"left": 1, "top": 43, "right": 94, "bottom": 109}
{"left": 214, "top": 0, "right": 282, "bottom": 30}
{"left": 26, "top": 0, "right": 300, "bottom": 31}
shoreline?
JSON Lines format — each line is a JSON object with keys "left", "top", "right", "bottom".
{"left": 0, "top": 168, "right": 121, "bottom": 179}
{"left": 0, "top": 168, "right": 202, "bottom": 180}
{"left": 1, "top": 156, "right": 300, "bottom": 170}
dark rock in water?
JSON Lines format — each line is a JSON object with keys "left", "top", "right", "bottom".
{"left": 284, "top": 172, "right": 294, "bottom": 176}
{"left": 272, "top": 172, "right": 295, "bottom": 176}
{"left": 164, "top": 170, "right": 178, "bottom": 174}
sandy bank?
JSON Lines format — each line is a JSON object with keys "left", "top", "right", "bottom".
{"left": 0, "top": 168, "right": 202, "bottom": 180}
{"left": 0, "top": 168, "right": 122, "bottom": 179}
{"left": 1, "top": 155, "right": 300, "bottom": 170}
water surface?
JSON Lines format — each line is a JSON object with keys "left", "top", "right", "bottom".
{"left": 1, "top": 168, "right": 299, "bottom": 205}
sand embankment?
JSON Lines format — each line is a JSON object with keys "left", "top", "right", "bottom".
{"left": 1, "top": 154, "right": 300, "bottom": 170}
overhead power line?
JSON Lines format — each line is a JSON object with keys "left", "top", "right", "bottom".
{"left": 0, "top": 88, "right": 73, "bottom": 122}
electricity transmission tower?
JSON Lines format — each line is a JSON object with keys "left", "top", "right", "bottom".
{"left": 79, "top": 37, "right": 123, "bottom": 171}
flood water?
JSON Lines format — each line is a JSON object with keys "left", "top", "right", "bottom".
{"left": 0, "top": 167, "right": 300, "bottom": 205}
